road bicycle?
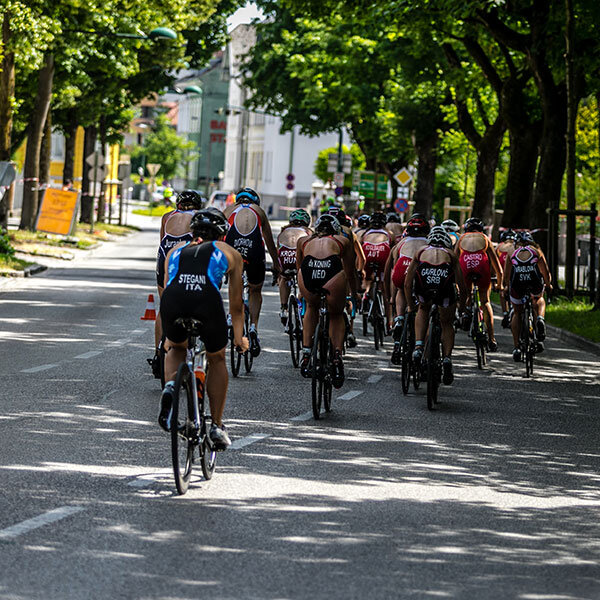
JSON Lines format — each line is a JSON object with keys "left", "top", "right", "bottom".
{"left": 399, "top": 311, "right": 416, "bottom": 396}
{"left": 414, "top": 304, "right": 442, "bottom": 410}
{"left": 169, "top": 317, "right": 216, "bottom": 495}
{"left": 311, "top": 289, "right": 333, "bottom": 420}
{"left": 283, "top": 269, "right": 303, "bottom": 368}
{"left": 469, "top": 276, "right": 488, "bottom": 369}
{"left": 519, "top": 295, "right": 537, "bottom": 378}
{"left": 365, "top": 264, "right": 386, "bottom": 350}
{"left": 229, "top": 271, "right": 253, "bottom": 376}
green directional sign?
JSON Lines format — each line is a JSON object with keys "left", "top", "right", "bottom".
{"left": 354, "top": 171, "right": 387, "bottom": 199}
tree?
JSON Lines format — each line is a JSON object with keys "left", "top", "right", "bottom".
{"left": 314, "top": 144, "right": 365, "bottom": 188}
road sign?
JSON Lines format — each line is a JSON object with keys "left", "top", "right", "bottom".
{"left": 146, "top": 163, "right": 161, "bottom": 177}
{"left": 394, "top": 197, "right": 409, "bottom": 213}
{"left": 286, "top": 182, "right": 295, "bottom": 190}
{"left": 393, "top": 167, "right": 412, "bottom": 187}
{"left": 333, "top": 171, "right": 345, "bottom": 187}
{"left": 85, "top": 152, "right": 104, "bottom": 168}
{"left": 88, "top": 165, "right": 106, "bottom": 183}
{"left": 327, "top": 152, "right": 352, "bottom": 174}
{"left": 286, "top": 173, "right": 295, "bottom": 181}
{"left": 36, "top": 189, "right": 79, "bottom": 236}
{"left": 0, "top": 161, "right": 16, "bottom": 187}
{"left": 334, "top": 186, "right": 343, "bottom": 196}
{"left": 357, "top": 171, "right": 387, "bottom": 199}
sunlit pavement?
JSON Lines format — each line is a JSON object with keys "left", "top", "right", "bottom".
{"left": 0, "top": 217, "right": 599, "bottom": 599}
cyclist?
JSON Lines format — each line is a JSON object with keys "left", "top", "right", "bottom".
{"left": 297, "top": 214, "right": 356, "bottom": 388}
{"left": 441, "top": 219, "right": 460, "bottom": 249}
{"left": 386, "top": 212, "right": 404, "bottom": 244}
{"left": 361, "top": 211, "right": 393, "bottom": 304}
{"left": 151, "top": 190, "right": 202, "bottom": 377}
{"left": 354, "top": 214, "right": 371, "bottom": 242}
{"left": 277, "top": 209, "right": 312, "bottom": 324}
{"left": 405, "top": 226, "right": 467, "bottom": 385}
{"left": 457, "top": 217, "right": 503, "bottom": 352}
{"left": 496, "top": 229, "right": 516, "bottom": 327}
{"left": 502, "top": 231, "right": 552, "bottom": 361}
{"left": 158, "top": 209, "right": 249, "bottom": 450}
{"left": 223, "top": 187, "right": 282, "bottom": 357}
{"left": 384, "top": 215, "right": 430, "bottom": 363}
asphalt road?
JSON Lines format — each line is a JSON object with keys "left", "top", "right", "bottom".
{"left": 0, "top": 216, "right": 599, "bottom": 599}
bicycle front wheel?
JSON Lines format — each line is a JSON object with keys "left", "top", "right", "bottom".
{"left": 244, "top": 307, "right": 254, "bottom": 373}
{"left": 171, "top": 362, "right": 195, "bottom": 495}
{"left": 230, "top": 333, "right": 241, "bottom": 377}
{"left": 400, "top": 324, "right": 412, "bottom": 396}
{"left": 426, "top": 329, "right": 440, "bottom": 411}
{"left": 311, "top": 323, "right": 323, "bottom": 420}
{"left": 200, "top": 435, "right": 217, "bottom": 480}
{"left": 323, "top": 337, "right": 333, "bottom": 413}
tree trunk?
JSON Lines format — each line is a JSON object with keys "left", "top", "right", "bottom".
{"left": 62, "top": 109, "right": 78, "bottom": 186}
{"left": 412, "top": 130, "right": 437, "bottom": 218}
{"left": 19, "top": 53, "right": 54, "bottom": 230}
{"left": 80, "top": 124, "right": 97, "bottom": 223}
{"left": 501, "top": 125, "right": 540, "bottom": 227}
{"left": 0, "top": 14, "right": 15, "bottom": 230}
{"left": 38, "top": 112, "right": 52, "bottom": 197}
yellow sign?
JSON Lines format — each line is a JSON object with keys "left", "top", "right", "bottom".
{"left": 394, "top": 167, "right": 412, "bottom": 186}
{"left": 36, "top": 188, "right": 79, "bottom": 236}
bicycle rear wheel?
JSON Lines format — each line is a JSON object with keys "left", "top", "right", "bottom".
{"left": 525, "top": 307, "right": 534, "bottom": 378}
{"left": 159, "top": 335, "right": 166, "bottom": 388}
{"left": 230, "top": 331, "right": 241, "bottom": 377}
{"left": 244, "top": 307, "right": 254, "bottom": 373}
{"left": 311, "top": 322, "right": 323, "bottom": 420}
{"left": 171, "top": 362, "right": 195, "bottom": 495}
{"left": 323, "top": 337, "right": 333, "bottom": 413}
{"left": 288, "top": 295, "right": 301, "bottom": 368}
{"left": 200, "top": 433, "right": 217, "bottom": 480}
{"left": 426, "top": 326, "right": 440, "bottom": 411}
{"left": 400, "top": 323, "right": 412, "bottom": 396}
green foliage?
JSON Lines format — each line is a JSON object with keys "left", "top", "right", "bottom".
{"left": 0, "top": 232, "right": 15, "bottom": 256}
{"left": 314, "top": 144, "right": 365, "bottom": 186}
{"left": 546, "top": 296, "right": 600, "bottom": 343}
{"left": 129, "top": 114, "right": 196, "bottom": 180}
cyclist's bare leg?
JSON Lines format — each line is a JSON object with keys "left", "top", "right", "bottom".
{"left": 206, "top": 346, "right": 228, "bottom": 426}
{"left": 298, "top": 271, "right": 319, "bottom": 347}
{"left": 164, "top": 338, "right": 187, "bottom": 383}
{"left": 510, "top": 303, "right": 524, "bottom": 347}
{"left": 155, "top": 285, "right": 164, "bottom": 349}
{"left": 415, "top": 302, "right": 431, "bottom": 343}
{"left": 439, "top": 304, "right": 456, "bottom": 357}
{"left": 325, "top": 273, "right": 347, "bottom": 353}
{"left": 533, "top": 295, "right": 546, "bottom": 319}
{"left": 480, "top": 285, "right": 495, "bottom": 342}
{"left": 278, "top": 276, "right": 291, "bottom": 308}
{"left": 248, "top": 281, "right": 263, "bottom": 326}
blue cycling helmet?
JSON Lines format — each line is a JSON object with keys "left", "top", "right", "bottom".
{"left": 236, "top": 187, "right": 260, "bottom": 205}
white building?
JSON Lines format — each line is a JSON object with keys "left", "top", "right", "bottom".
{"left": 223, "top": 24, "right": 350, "bottom": 218}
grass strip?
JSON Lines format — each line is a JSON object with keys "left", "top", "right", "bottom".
{"left": 0, "top": 254, "right": 35, "bottom": 275}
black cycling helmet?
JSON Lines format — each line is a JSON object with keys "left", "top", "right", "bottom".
{"left": 464, "top": 216, "right": 485, "bottom": 232}
{"left": 500, "top": 228, "right": 516, "bottom": 242}
{"left": 387, "top": 212, "right": 401, "bottom": 223}
{"left": 370, "top": 211, "right": 387, "bottom": 229}
{"left": 315, "top": 214, "right": 341, "bottom": 236}
{"left": 515, "top": 230, "right": 534, "bottom": 246}
{"left": 236, "top": 187, "right": 260, "bottom": 205}
{"left": 406, "top": 215, "right": 430, "bottom": 237}
{"left": 190, "top": 208, "right": 229, "bottom": 240}
{"left": 289, "top": 209, "right": 310, "bottom": 228}
{"left": 176, "top": 189, "right": 203, "bottom": 210}
{"left": 337, "top": 209, "right": 352, "bottom": 228}
{"left": 357, "top": 215, "right": 371, "bottom": 228}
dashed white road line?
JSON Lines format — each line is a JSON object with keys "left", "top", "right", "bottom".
{"left": 230, "top": 433, "right": 271, "bottom": 450}
{"left": 290, "top": 411, "right": 314, "bottom": 422}
{"left": 74, "top": 351, "right": 102, "bottom": 360}
{"left": 0, "top": 506, "right": 84, "bottom": 540}
{"left": 111, "top": 338, "right": 132, "bottom": 347}
{"left": 367, "top": 374, "right": 383, "bottom": 384}
{"left": 337, "top": 390, "right": 363, "bottom": 401}
{"left": 21, "top": 364, "right": 58, "bottom": 374}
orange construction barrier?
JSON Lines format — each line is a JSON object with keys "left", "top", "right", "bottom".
{"left": 140, "top": 294, "right": 157, "bottom": 321}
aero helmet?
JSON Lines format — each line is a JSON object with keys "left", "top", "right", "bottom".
{"left": 464, "top": 217, "right": 485, "bottom": 232}
{"left": 236, "top": 187, "right": 260, "bottom": 205}
{"left": 190, "top": 209, "right": 229, "bottom": 239}
{"left": 315, "top": 214, "right": 341, "bottom": 236}
{"left": 289, "top": 209, "right": 311, "bottom": 228}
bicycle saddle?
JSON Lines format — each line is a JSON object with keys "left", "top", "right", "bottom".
{"left": 174, "top": 317, "right": 204, "bottom": 336}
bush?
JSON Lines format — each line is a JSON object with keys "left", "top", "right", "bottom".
{"left": 0, "top": 232, "right": 15, "bottom": 256}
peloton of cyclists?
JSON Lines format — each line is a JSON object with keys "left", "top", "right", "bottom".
{"left": 404, "top": 226, "right": 467, "bottom": 385}
{"left": 456, "top": 217, "right": 503, "bottom": 352}
{"left": 297, "top": 214, "right": 357, "bottom": 388}
{"left": 223, "top": 187, "right": 282, "bottom": 358}
{"left": 502, "top": 230, "right": 552, "bottom": 361}
{"left": 276, "top": 209, "right": 312, "bottom": 325}
{"left": 158, "top": 209, "right": 249, "bottom": 450}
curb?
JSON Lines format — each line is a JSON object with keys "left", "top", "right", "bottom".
{"left": 492, "top": 301, "right": 600, "bottom": 358}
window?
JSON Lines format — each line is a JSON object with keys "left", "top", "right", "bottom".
{"left": 50, "top": 133, "right": 64, "bottom": 161}
{"left": 264, "top": 151, "right": 273, "bottom": 182}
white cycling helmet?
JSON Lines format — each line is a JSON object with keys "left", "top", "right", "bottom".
{"left": 441, "top": 219, "right": 459, "bottom": 233}
{"left": 427, "top": 226, "right": 453, "bottom": 249}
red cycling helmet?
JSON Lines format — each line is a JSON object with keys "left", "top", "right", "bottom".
{"left": 406, "top": 216, "right": 430, "bottom": 237}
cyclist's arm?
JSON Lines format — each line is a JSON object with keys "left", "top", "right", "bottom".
{"left": 257, "top": 208, "right": 281, "bottom": 272}
{"left": 404, "top": 258, "right": 418, "bottom": 311}
{"left": 537, "top": 251, "right": 552, "bottom": 289}
{"left": 342, "top": 237, "right": 358, "bottom": 294}
{"left": 223, "top": 245, "right": 246, "bottom": 348}
{"left": 487, "top": 242, "right": 503, "bottom": 283}
{"left": 383, "top": 246, "right": 396, "bottom": 305}
{"left": 452, "top": 254, "right": 468, "bottom": 311}
{"left": 295, "top": 235, "right": 307, "bottom": 270}
{"left": 502, "top": 256, "right": 512, "bottom": 292}
{"left": 353, "top": 233, "right": 366, "bottom": 272}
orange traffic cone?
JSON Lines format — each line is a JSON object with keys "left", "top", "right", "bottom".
{"left": 141, "top": 294, "right": 157, "bottom": 321}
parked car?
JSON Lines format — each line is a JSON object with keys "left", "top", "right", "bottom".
{"left": 207, "top": 190, "right": 230, "bottom": 212}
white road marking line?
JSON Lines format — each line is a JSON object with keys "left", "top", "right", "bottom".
{"left": 111, "top": 338, "right": 132, "bottom": 346}
{"left": 74, "top": 351, "right": 102, "bottom": 360}
{"left": 291, "top": 411, "right": 314, "bottom": 422}
{"left": 230, "top": 433, "right": 271, "bottom": 450}
{"left": 128, "top": 478, "right": 155, "bottom": 489}
{"left": 131, "top": 329, "right": 145, "bottom": 336}
{"left": 21, "top": 364, "right": 58, "bottom": 374}
{"left": 337, "top": 390, "right": 363, "bottom": 400}
{"left": 0, "top": 506, "right": 84, "bottom": 540}
{"left": 367, "top": 374, "right": 383, "bottom": 384}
